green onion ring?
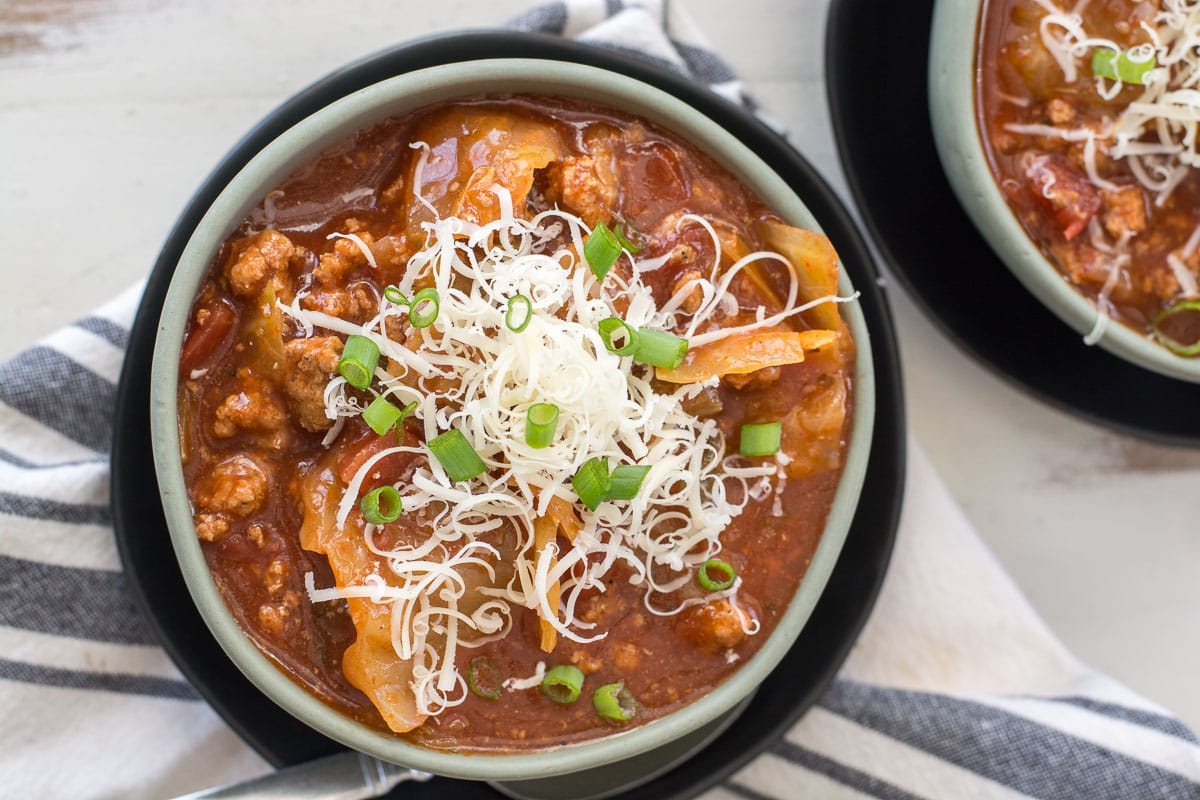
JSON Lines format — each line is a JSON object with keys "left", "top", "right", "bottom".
{"left": 614, "top": 222, "right": 645, "bottom": 254}
{"left": 584, "top": 221, "right": 622, "bottom": 282}
{"left": 632, "top": 327, "right": 688, "bottom": 369}
{"left": 598, "top": 317, "right": 638, "bottom": 356}
{"left": 362, "top": 395, "right": 403, "bottom": 436}
{"left": 383, "top": 286, "right": 409, "bottom": 305}
{"left": 427, "top": 428, "right": 487, "bottom": 482}
{"left": 572, "top": 456, "right": 611, "bottom": 511}
{"left": 1091, "top": 46, "right": 1156, "bottom": 85}
{"left": 360, "top": 485, "right": 403, "bottom": 526}
{"left": 338, "top": 334, "right": 380, "bottom": 391}
{"left": 593, "top": 681, "right": 638, "bottom": 722}
{"left": 606, "top": 464, "right": 651, "bottom": 501}
{"left": 408, "top": 287, "right": 440, "bottom": 328}
{"left": 1152, "top": 299, "right": 1200, "bottom": 356}
{"left": 739, "top": 421, "right": 782, "bottom": 457}
{"left": 541, "top": 664, "right": 585, "bottom": 704}
{"left": 697, "top": 558, "right": 737, "bottom": 592}
{"left": 525, "top": 403, "right": 560, "bottom": 449}
{"left": 506, "top": 294, "right": 533, "bottom": 333}
{"left": 467, "top": 657, "right": 503, "bottom": 700}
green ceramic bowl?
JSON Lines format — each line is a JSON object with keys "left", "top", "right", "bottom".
{"left": 149, "top": 58, "right": 875, "bottom": 782}
{"left": 929, "top": 0, "right": 1200, "bottom": 383}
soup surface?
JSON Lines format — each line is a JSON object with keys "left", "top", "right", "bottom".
{"left": 977, "top": 0, "right": 1200, "bottom": 353}
{"left": 178, "top": 95, "right": 855, "bottom": 750}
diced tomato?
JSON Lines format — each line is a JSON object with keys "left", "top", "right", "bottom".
{"left": 337, "top": 428, "right": 415, "bottom": 491}
{"left": 1021, "top": 153, "right": 1100, "bottom": 241}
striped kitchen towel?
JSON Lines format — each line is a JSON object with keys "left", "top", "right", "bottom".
{"left": 1, "top": 1, "right": 1198, "bottom": 798}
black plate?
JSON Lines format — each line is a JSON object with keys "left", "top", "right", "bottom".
{"left": 112, "top": 31, "right": 906, "bottom": 799}
{"left": 827, "top": 0, "right": 1200, "bottom": 447}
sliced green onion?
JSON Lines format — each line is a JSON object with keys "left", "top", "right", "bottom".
{"left": 525, "top": 403, "right": 560, "bottom": 449}
{"left": 697, "top": 558, "right": 737, "bottom": 592}
{"left": 1091, "top": 46, "right": 1156, "bottom": 85}
{"left": 607, "top": 464, "right": 651, "bottom": 501}
{"left": 383, "top": 286, "right": 409, "bottom": 305}
{"left": 467, "top": 657, "right": 503, "bottom": 700}
{"left": 506, "top": 294, "right": 533, "bottom": 333}
{"left": 360, "top": 485, "right": 402, "bottom": 525}
{"left": 541, "top": 664, "right": 585, "bottom": 704}
{"left": 633, "top": 327, "right": 689, "bottom": 369}
{"left": 408, "top": 287, "right": 440, "bottom": 328}
{"left": 739, "top": 421, "right": 782, "bottom": 457}
{"left": 428, "top": 428, "right": 487, "bottom": 482}
{"left": 593, "top": 681, "right": 638, "bottom": 723}
{"left": 338, "top": 335, "right": 380, "bottom": 391}
{"left": 1152, "top": 299, "right": 1200, "bottom": 356}
{"left": 391, "top": 400, "right": 419, "bottom": 441}
{"left": 362, "top": 396, "right": 403, "bottom": 436}
{"left": 572, "top": 456, "right": 611, "bottom": 511}
{"left": 598, "top": 317, "right": 638, "bottom": 356}
{"left": 614, "top": 222, "right": 645, "bottom": 254}
{"left": 584, "top": 221, "right": 622, "bottom": 281}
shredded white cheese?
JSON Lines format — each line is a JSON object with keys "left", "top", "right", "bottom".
{"left": 326, "top": 232, "right": 378, "bottom": 270}
{"left": 502, "top": 661, "right": 547, "bottom": 691}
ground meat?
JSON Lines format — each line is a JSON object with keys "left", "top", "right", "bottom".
{"left": 670, "top": 244, "right": 698, "bottom": 267}
{"left": 257, "top": 603, "right": 289, "bottom": 638}
{"left": 676, "top": 599, "right": 752, "bottom": 653}
{"left": 197, "top": 455, "right": 268, "bottom": 517}
{"left": 1046, "top": 97, "right": 1076, "bottom": 125}
{"left": 229, "top": 230, "right": 296, "bottom": 298}
{"left": 578, "top": 589, "right": 629, "bottom": 625}
{"left": 299, "top": 290, "right": 350, "bottom": 318}
{"left": 301, "top": 281, "right": 379, "bottom": 324}
{"left": 570, "top": 650, "right": 603, "bottom": 674}
{"left": 537, "top": 151, "right": 617, "bottom": 226}
{"left": 246, "top": 524, "right": 266, "bottom": 548}
{"left": 313, "top": 232, "right": 374, "bottom": 287}
{"left": 283, "top": 336, "right": 343, "bottom": 432}
{"left": 1019, "top": 151, "right": 1100, "bottom": 240}
{"left": 265, "top": 558, "right": 288, "bottom": 595}
{"left": 383, "top": 314, "right": 408, "bottom": 344}
{"left": 1101, "top": 186, "right": 1147, "bottom": 238}
{"left": 257, "top": 590, "right": 304, "bottom": 638}
{"left": 368, "top": 235, "right": 409, "bottom": 274}
{"left": 559, "top": 155, "right": 616, "bottom": 225}
{"left": 612, "top": 642, "right": 641, "bottom": 672}
{"left": 213, "top": 374, "right": 288, "bottom": 438}
{"left": 1131, "top": 263, "right": 1182, "bottom": 304}
{"left": 194, "top": 512, "right": 230, "bottom": 542}
{"left": 671, "top": 269, "right": 705, "bottom": 314}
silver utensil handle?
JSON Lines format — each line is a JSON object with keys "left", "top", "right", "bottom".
{"left": 170, "top": 752, "right": 432, "bottom": 800}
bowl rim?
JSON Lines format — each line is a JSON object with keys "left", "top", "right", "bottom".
{"left": 928, "top": 0, "right": 1200, "bottom": 384}
{"left": 149, "top": 57, "right": 875, "bottom": 781}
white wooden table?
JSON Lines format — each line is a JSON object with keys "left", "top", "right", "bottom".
{"left": 2, "top": 0, "right": 1196, "bottom": 734}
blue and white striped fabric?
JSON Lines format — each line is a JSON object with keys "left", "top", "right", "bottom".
{"left": 1, "top": 1, "right": 1198, "bottom": 797}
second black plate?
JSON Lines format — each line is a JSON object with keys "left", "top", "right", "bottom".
{"left": 827, "top": 0, "right": 1200, "bottom": 447}
{"left": 112, "top": 31, "right": 907, "bottom": 800}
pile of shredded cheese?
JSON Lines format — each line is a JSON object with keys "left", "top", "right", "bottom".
{"left": 1013, "top": 0, "right": 1200, "bottom": 341}
{"left": 280, "top": 150, "right": 850, "bottom": 718}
